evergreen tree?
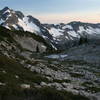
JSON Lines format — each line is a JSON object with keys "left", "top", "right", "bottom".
{"left": 79, "top": 37, "right": 83, "bottom": 45}
{"left": 36, "top": 45, "right": 39, "bottom": 53}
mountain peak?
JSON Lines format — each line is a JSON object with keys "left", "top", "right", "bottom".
{"left": 2, "top": 6, "right": 10, "bottom": 12}
{"left": 15, "top": 11, "right": 24, "bottom": 19}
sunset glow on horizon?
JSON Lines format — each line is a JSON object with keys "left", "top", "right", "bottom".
{"left": 0, "top": 0, "right": 100, "bottom": 24}
{"left": 33, "top": 12, "right": 100, "bottom": 24}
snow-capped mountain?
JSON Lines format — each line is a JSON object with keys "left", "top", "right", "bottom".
{"left": 43, "top": 22, "right": 100, "bottom": 49}
{"left": 44, "top": 22, "right": 100, "bottom": 39}
{"left": 0, "top": 7, "right": 46, "bottom": 34}
{"left": 0, "top": 7, "right": 56, "bottom": 50}
{"left": 1, "top": 7, "right": 100, "bottom": 50}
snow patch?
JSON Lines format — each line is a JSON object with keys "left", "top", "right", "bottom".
{"left": 12, "top": 24, "right": 18, "bottom": 30}
{"left": 78, "top": 26, "right": 85, "bottom": 33}
{"left": 86, "top": 26, "right": 100, "bottom": 35}
{"left": 49, "top": 28, "right": 63, "bottom": 37}
{"left": 45, "top": 54, "right": 68, "bottom": 59}
{"left": 21, "top": 84, "right": 30, "bottom": 89}
{"left": 18, "top": 17, "right": 40, "bottom": 33}
{"left": 2, "top": 24, "right": 10, "bottom": 30}
{"left": 78, "top": 26, "right": 100, "bottom": 35}
{"left": 50, "top": 43, "right": 57, "bottom": 50}
{"left": 67, "top": 31, "right": 78, "bottom": 37}
{"left": 3, "top": 9, "right": 10, "bottom": 15}
{"left": 0, "top": 19, "right": 4, "bottom": 24}
{"left": 62, "top": 25, "right": 73, "bottom": 30}
{"left": 0, "top": 82, "right": 6, "bottom": 86}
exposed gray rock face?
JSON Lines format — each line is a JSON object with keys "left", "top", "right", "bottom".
{"left": 0, "top": 26, "right": 48, "bottom": 57}
{"left": 14, "top": 36, "right": 46, "bottom": 53}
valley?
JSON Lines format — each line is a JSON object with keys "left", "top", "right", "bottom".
{"left": 0, "top": 7, "right": 100, "bottom": 100}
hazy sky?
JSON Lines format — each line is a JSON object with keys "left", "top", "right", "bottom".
{"left": 0, "top": 0, "right": 100, "bottom": 23}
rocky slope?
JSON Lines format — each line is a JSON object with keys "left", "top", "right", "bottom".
{"left": 0, "top": 26, "right": 100, "bottom": 100}
{"left": 0, "top": 7, "right": 100, "bottom": 100}
{"left": 0, "top": 26, "right": 91, "bottom": 100}
{"left": 0, "top": 25, "right": 55, "bottom": 56}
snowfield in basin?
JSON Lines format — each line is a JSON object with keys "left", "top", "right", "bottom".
{"left": 45, "top": 54, "right": 68, "bottom": 59}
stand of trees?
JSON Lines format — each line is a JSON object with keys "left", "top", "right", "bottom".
{"left": 36, "top": 45, "right": 39, "bottom": 53}
{"left": 79, "top": 36, "right": 88, "bottom": 45}
{"left": 79, "top": 32, "right": 88, "bottom": 45}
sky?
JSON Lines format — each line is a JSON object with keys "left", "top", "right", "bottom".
{"left": 0, "top": 0, "right": 100, "bottom": 24}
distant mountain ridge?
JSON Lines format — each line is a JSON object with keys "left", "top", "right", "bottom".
{"left": 1, "top": 7, "right": 100, "bottom": 50}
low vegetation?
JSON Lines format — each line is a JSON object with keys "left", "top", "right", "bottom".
{"left": 0, "top": 55, "right": 50, "bottom": 86}
{"left": 0, "top": 86, "right": 89, "bottom": 100}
